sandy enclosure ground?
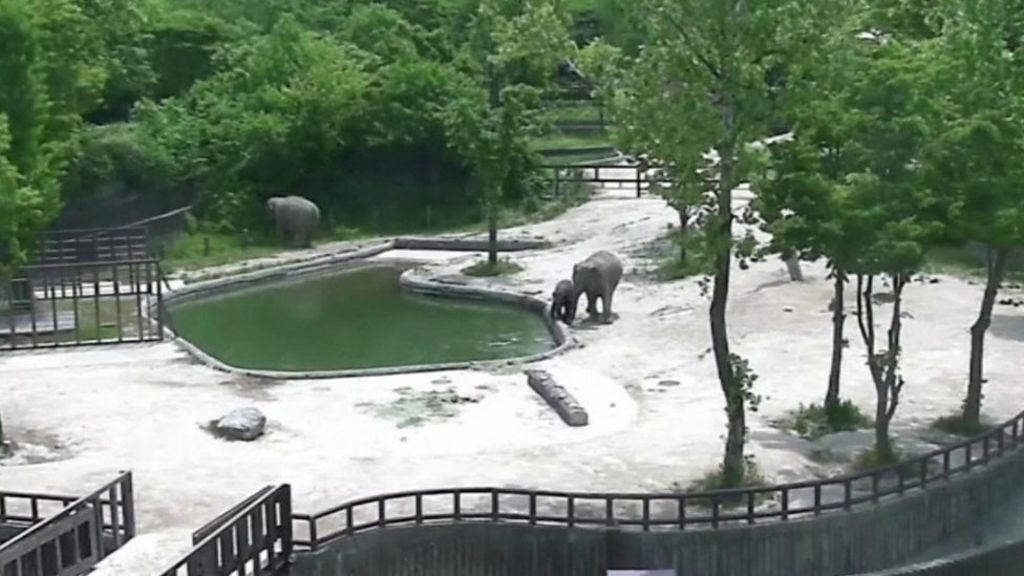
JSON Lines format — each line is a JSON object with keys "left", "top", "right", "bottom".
{"left": 4, "top": 167, "right": 1024, "bottom": 572}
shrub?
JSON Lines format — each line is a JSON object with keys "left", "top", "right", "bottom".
{"left": 773, "top": 401, "right": 871, "bottom": 440}
{"left": 461, "top": 258, "right": 524, "bottom": 277}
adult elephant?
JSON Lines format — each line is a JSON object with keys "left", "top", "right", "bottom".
{"left": 266, "top": 195, "right": 320, "bottom": 248}
{"left": 572, "top": 250, "right": 623, "bottom": 323}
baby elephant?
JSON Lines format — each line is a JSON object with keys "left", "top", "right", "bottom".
{"left": 550, "top": 279, "right": 577, "bottom": 324}
{"left": 573, "top": 250, "right": 623, "bottom": 323}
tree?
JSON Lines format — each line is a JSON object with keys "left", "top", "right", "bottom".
{"left": 0, "top": 0, "right": 63, "bottom": 268}
{"left": 843, "top": 39, "right": 943, "bottom": 460}
{"left": 445, "top": 0, "right": 572, "bottom": 269}
{"left": 755, "top": 16, "right": 868, "bottom": 425}
{"left": 928, "top": 0, "right": 1024, "bottom": 432}
{"left": 618, "top": 0, "right": 839, "bottom": 486}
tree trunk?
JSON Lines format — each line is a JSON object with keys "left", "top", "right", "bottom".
{"left": 712, "top": 142, "right": 742, "bottom": 487}
{"left": 487, "top": 209, "right": 498, "bottom": 267}
{"left": 874, "top": 390, "right": 893, "bottom": 458}
{"left": 677, "top": 208, "right": 688, "bottom": 263}
{"left": 857, "top": 273, "right": 907, "bottom": 462}
{"left": 784, "top": 256, "right": 803, "bottom": 282}
{"left": 824, "top": 269, "right": 845, "bottom": 418}
{"left": 963, "top": 247, "right": 1011, "bottom": 430}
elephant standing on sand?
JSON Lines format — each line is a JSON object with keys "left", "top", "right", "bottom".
{"left": 550, "top": 279, "right": 577, "bottom": 324}
{"left": 267, "top": 196, "right": 320, "bottom": 248}
{"left": 572, "top": 250, "right": 623, "bottom": 323}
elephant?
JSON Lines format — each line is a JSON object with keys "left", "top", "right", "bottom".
{"left": 550, "top": 279, "right": 577, "bottom": 324}
{"left": 266, "top": 196, "right": 320, "bottom": 248}
{"left": 572, "top": 250, "right": 623, "bottom": 323}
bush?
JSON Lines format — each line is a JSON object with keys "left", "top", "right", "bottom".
{"left": 774, "top": 401, "right": 872, "bottom": 440}
{"left": 851, "top": 445, "right": 902, "bottom": 472}
{"left": 461, "top": 258, "right": 524, "bottom": 277}
{"left": 931, "top": 413, "right": 989, "bottom": 437}
{"left": 683, "top": 455, "right": 768, "bottom": 493}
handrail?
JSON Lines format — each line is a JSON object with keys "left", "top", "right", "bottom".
{"left": 161, "top": 484, "right": 292, "bottom": 576}
{"left": 293, "top": 409, "right": 1024, "bottom": 550}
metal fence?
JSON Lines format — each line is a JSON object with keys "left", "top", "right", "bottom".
{"left": 542, "top": 163, "right": 674, "bottom": 199}
{"left": 0, "top": 472, "right": 136, "bottom": 576}
{"left": 160, "top": 485, "right": 293, "bottom": 576}
{"left": 34, "top": 228, "right": 149, "bottom": 267}
{"left": 291, "top": 408, "right": 1024, "bottom": 550}
{"left": 2, "top": 259, "right": 165, "bottom": 350}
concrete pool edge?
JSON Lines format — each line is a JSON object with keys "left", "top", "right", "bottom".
{"left": 160, "top": 241, "right": 576, "bottom": 380}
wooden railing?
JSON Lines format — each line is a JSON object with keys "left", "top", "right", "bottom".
{"left": 160, "top": 484, "right": 293, "bottom": 576}
{"left": 292, "top": 410, "right": 1024, "bottom": 550}
{"left": 0, "top": 472, "right": 136, "bottom": 576}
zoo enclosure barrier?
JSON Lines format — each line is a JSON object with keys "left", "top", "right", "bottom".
{"left": 541, "top": 162, "right": 675, "bottom": 199}
{"left": 2, "top": 258, "right": 165, "bottom": 350}
{"left": 0, "top": 471, "right": 135, "bottom": 576}
{"left": 160, "top": 484, "right": 293, "bottom": 576}
{"left": 290, "top": 408, "right": 1024, "bottom": 550}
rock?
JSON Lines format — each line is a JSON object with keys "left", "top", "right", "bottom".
{"left": 211, "top": 408, "right": 266, "bottom": 441}
{"left": 658, "top": 380, "right": 681, "bottom": 387}
{"left": 783, "top": 306, "right": 794, "bottom": 313}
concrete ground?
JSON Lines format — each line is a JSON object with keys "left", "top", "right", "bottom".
{"left": 4, "top": 167, "right": 1024, "bottom": 573}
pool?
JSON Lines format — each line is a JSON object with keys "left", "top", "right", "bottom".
{"left": 167, "top": 265, "right": 555, "bottom": 372}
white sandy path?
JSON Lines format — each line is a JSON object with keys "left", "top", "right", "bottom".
{"left": 3, "top": 167, "right": 1024, "bottom": 573}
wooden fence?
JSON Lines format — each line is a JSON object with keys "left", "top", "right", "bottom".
{"left": 160, "top": 484, "right": 293, "bottom": 576}
{"left": 0, "top": 472, "right": 136, "bottom": 576}
{"left": 2, "top": 259, "right": 165, "bottom": 350}
{"left": 291, "top": 409, "right": 1024, "bottom": 550}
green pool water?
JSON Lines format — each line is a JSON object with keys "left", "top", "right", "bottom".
{"left": 168, "top": 265, "right": 554, "bottom": 372}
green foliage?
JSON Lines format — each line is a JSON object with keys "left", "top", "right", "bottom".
{"left": 852, "top": 445, "right": 903, "bottom": 472}
{"left": 461, "top": 258, "right": 524, "bottom": 277}
{"left": 685, "top": 455, "right": 767, "bottom": 493}
{"left": 774, "top": 402, "right": 872, "bottom": 440}
{"left": 931, "top": 413, "right": 989, "bottom": 437}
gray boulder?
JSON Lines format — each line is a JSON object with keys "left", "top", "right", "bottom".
{"left": 211, "top": 408, "right": 267, "bottom": 441}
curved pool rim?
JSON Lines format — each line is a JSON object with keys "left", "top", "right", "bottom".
{"left": 160, "top": 240, "right": 577, "bottom": 380}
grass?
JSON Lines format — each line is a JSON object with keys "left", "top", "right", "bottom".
{"left": 158, "top": 175, "right": 596, "bottom": 275}
{"left": 160, "top": 232, "right": 284, "bottom": 273}
{"left": 461, "top": 258, "right": 524, "bottom": 277}
{"left": 541, "top": 103, "right": 607, "bottom": 125}
{"left": 923, "top": 245, "right": 1024, "bottom": 283}
{"left": 931, "top": 413, "right": 989, "bottom": 437}
{"left": 634, "top": 228, "right": 713, "bottom": 281}
{"left": 529, "top": 133, "right": 614, "bottom": 151}
{"left": 773, "top": 401, "right": 872, "bottom": 440}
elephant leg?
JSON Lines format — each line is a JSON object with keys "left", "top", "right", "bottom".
{"left": 603, "top": 291, "right": 614, "bottom": 322}
{"left": 586, "top": 292, "right": 597, "bottom": 315}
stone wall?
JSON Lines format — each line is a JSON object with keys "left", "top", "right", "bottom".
{"left": 291, "top": 447, "right": 1024, "bottom": 576}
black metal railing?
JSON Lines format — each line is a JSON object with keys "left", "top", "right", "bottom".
{"left": 292, "top": 409, "right": 1024, "bottom": 550}
{"left": 160, "top": 484, "right": 293, "bottom": 576}
{"left": 2, "top": 259, "right": 164, "bottom": 350}
{"left": 35, "top": 228, "right": 150, "bottom": 267}
{"left": 0, "top": 472, "right": 136, "bottom": 576}
{"left": 542, "top": 163, "right": 674, "bottom": 199}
